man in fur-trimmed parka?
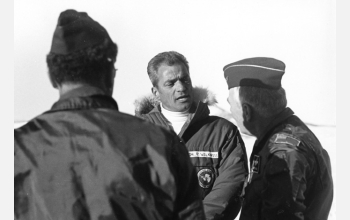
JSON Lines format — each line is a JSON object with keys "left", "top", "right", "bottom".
{"left": 135, "top": 51, "right": 249, "bottom": 220}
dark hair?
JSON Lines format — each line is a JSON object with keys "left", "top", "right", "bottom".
{"left": 46, "top": 39, "right": 118, "bottom": 88}
{"left": 239, "top": 86, "right": 287, "bottom": 118}
{"left": 147, "top": 51, "right": 189, "bottom": 87}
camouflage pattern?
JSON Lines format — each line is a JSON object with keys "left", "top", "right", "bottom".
{"left": 240, "top": 108, "right": 333, "bottom": 220}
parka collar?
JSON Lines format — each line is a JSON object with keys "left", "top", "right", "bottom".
{"left": 49, "top": 86, "right": 118, "bottom": 112}
{"left": 150, "top": 101, "right": 209, "bottom": 122}
{"left": 149, "top": 101, "right": 210, "bottom": 137}
{"left": 58, "top": 85, "right": 106, "bottom": 100}
{"left": 251, "top": 107, "right": 294, "bottom": 157}
{"left": 178, "top": 101, "right": 209, "bottom": 137}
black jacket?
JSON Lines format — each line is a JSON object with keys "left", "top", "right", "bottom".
{"left": 240, "top": 108, "right": 333, "bottom": 220}
{"left": 14, "top": 86, "right": 205, "bottom": 220}
{"left": 139, "top": 100, "right": 248, "bottom": 220}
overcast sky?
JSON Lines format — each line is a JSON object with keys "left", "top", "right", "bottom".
{"left": 14, "top": 0, "right": 336, "bottom": 126}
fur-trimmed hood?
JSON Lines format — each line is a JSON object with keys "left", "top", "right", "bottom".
{"left": 134, "top": 87, "right": 217, "bottom": 115}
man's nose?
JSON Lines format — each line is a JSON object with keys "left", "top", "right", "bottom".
{"left": 176, "top": 81, "right": 187, "bottom": 92}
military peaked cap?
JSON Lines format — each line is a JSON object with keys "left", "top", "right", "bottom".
{"left": 223, "top": 57, "right": 286, "bottom": 89}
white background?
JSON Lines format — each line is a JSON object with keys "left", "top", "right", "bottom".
{"left": 11, "top": 0, "right": 339, "bottom": 219}
{"left": 14, "top": 0, "right": 336, "bottom": 126}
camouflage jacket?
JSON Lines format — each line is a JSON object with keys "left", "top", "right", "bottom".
{"left": 240, "top": 108, "right": 333, "bottom": 220}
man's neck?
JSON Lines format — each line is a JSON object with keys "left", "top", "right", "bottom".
{"left": 160, "top": 104, "right": 189, "bottom": 134}
{"left": 58, "top": 83, "right": 108, "bottom": 99}
{"left": 245, "top": 118, "right": 273, "bottom": 139}
{"left": 251, "top": 116, "right": 277, "bottom": 140}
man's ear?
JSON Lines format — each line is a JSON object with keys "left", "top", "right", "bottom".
{"left": 242, "top": 103, "right": 253, "bottom": 122}
{"left": 151, "top": 87, "right": 159, "bottom": 97}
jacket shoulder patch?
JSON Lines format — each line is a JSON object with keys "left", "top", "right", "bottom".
{"left": 273, "top": 133, "right": 301, "bottom": 147}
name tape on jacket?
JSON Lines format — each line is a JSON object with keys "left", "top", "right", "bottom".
{"left": 189, "top": 151, "right": 218, "bottom": 158}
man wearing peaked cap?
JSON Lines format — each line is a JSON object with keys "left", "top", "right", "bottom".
{"left": 224, "top": 57, "right": 285, "bottom": 90}
{"left": 14, "top": 9, "right": 205, "bottom": 220}
{"left": 224, "top": 57, "right": 333, "bottom": 220}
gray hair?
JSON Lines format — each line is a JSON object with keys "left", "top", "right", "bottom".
{"left": 147, "top": 51, "right": 189, "bottom": 87}
{"left": 239, "top": 86, "right": 287, "bottom": 118}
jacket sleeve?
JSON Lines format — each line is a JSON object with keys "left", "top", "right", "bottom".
{"left": 203, "top": 129, "right": 248, "bottom": 220}
{"left": 261, "top": 143, "right": 314, "bottom": 220}
{"left": 169, "top": 133, "right": 206, "bottom": 220}
{"left": 14, "top": 137, "right": 37, "bottom": 220}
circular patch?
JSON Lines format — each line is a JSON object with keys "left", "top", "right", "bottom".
{"left": 197, "top": 168, "right": 214, "bottom": 188}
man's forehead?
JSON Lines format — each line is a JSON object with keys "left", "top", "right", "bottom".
{"left": 158, "top": 64, "right": 189, "bottom": 78}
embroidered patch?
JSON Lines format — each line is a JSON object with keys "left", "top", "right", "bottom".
{"left": 274, "top": 133, "right": 300, "bottom": 147}
{"left": 197, "top": 169, "right": 214, "bottom": 188}
{"left": 251, "top": 155, "right": 261, "bottom": 173}
{"left": 189, "top": 151, "right": 218, "bottom": 158}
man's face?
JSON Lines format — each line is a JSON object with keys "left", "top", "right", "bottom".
{"left": 228, "top": 87, "right": 252, "bottom": 135}
{"left": 153, "top": 63, "right": 193, "bottom": 112}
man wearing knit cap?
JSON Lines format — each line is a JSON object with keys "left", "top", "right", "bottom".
{"left": 224, "top": 57, "right": 333, "bottom": 220}
{"left": 14, "top": 10, "right": 205, "bottom": 220}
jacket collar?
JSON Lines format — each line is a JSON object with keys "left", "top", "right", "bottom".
{"left": 150, "top": 101, "right": 210, "bottom": 137}
{"left": 58, "top": 85, "right": 106, "bottom": 101}
{"left": 252, "top": 107, "right": 294, "bottom": 156}
{"left": 178, "top": 102, "right": 209, "bottom": 137}
{"left": 151, "top": 101, "right": 209, "bottom": 121}
{"left": 49, "top": 86, "right": 118, "bottom": 112}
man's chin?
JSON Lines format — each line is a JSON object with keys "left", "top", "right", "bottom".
{"left": 174, "top": 98, "right": 191, "bottom": 106}
{"left": 177, "top": 103, "right": 192, "bottom": 112}
{"left": 180, "top": 106, "right": 191, "bottom": 112}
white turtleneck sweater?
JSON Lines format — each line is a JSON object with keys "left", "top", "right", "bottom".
{"left": 161, "top": 104, "right": 189, "bottom": 135}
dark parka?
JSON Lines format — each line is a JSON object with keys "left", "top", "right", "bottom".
{"left": 137, "top": 92, "right": 248, "bottom": 220}
{"left": 240, "top": 108, "right": 333, "bottom": 220}
{"left": 14, "top": 87, "right": 205, "bottom": 220}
